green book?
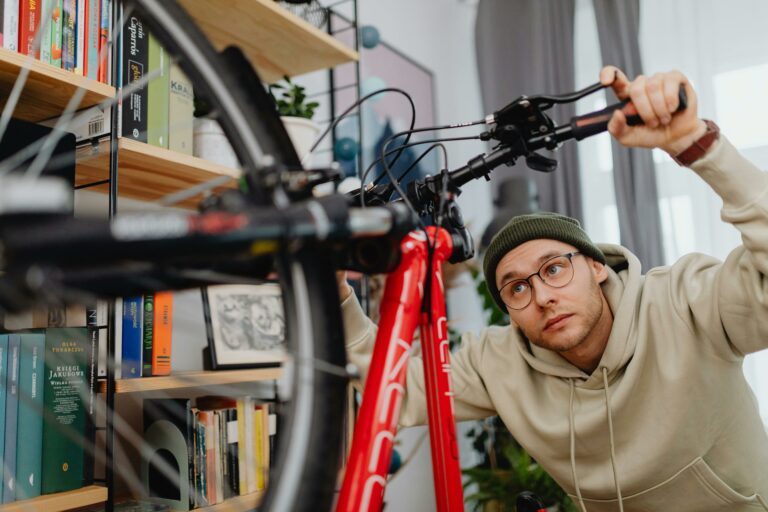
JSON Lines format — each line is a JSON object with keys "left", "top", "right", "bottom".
{"left": 40, "top": 0, "right": 54, "bottom": 64}
{"left": 0, "top": 335, "right": 9, "bottom": 503}
{"left": 50, "top": 0, "right": 64, "bottom": 68}
{"left": 41, "top": 328, "right": 89, "bottom": 494}
{"left": 142, "top": 293, "right": 154, "bottom": 376}
{"left": 168, "top": 63, "right": 194, "bottom": 155}
{"left": 3, "top": 334, "right": 21, "bottom": 503}
{"left": 15, "top": 333, "right": 46, "bottom": 500}
{"left": 147, "top": 33, "right": 170, "bottom": 149}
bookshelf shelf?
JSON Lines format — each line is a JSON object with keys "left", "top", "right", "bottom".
{"left": 0, "top": 485, "right": 107, "bottom": 512}
{"left": 197, "top": 491, "right": 265, "bottom": 512}
{"left": 178, "top": 0, "right": 358, "bottom": 83}
{"left": 76, "top": 138, "right": 240, "bottom": 208}
{"left": 99, "top": 367, "right": 282, "bottom": 394}
{"left": 0, "top": 47, "right": 115, "bottom": 123}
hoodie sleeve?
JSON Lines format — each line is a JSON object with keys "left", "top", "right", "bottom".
{"left": 665, "top": 135, "right": 768, "bottom": 358}
{"left": 342, "top": 291, "right": 497, "bottom": 427}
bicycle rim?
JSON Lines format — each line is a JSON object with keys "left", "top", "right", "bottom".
{"left": 129, "top": 2, "right": 348, "bottom": 510}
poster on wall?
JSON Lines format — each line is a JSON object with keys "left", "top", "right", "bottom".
{"left": 331, "top": 12, "right": 438, "bottom": 187}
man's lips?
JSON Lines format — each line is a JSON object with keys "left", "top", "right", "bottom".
{"left": 544, "top": 314, "right": 573, "bottom": 331}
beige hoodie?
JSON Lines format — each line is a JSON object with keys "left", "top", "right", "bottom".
{"left": 342, "top": 136, "right": 768, "bottom": 512}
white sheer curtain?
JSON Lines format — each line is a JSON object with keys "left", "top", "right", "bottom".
{"left": 576, "top": 0, "right": 768, "bottom": 424}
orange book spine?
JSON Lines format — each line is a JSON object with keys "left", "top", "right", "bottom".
{"left": 151, "top": 291, "right": 173, "bottom": 376}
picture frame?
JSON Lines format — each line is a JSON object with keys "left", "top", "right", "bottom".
{"left": 201, "top": 284, "right": 286, "bottom": 370}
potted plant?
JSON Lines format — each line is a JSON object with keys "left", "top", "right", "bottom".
{"left": 269, "top": 75, "right": 321, "bottom": 160}
{"left": 192, "top": 95, "right": 239, "bottom": 168}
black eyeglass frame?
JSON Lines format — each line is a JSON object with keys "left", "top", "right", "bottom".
{"left": 498, "top": 251, "right": 582, "bottom": 310}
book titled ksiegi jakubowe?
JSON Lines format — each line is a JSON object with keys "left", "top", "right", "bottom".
{"left": 41, "top": 328, "right": 91, "bottom": 494}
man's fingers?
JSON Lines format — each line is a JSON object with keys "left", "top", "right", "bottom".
{"left": 601, "top": 66, "right": 631, "bottom": 99}
{"left": 628, "top": 75, "right": 661, "bottom": 127}
{"left": 647, "top": 74, "right": 672, "bottom": 125}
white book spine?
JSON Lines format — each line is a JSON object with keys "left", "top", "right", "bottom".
{"left": 3, "top": 0, "right": 20, "bottom": 52}
{"left": 75, "top": 0, "right": 85, "bottom": 75}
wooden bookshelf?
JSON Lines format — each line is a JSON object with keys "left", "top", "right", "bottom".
{"left": 178, "top": 0, "right": 358, "bottom": 83}
{"left": 0, "top": 485, "right": 107, "bottom": 512}
{"left": 197, "top": 491, "right": 264, "bottom": 512}
{"left": 99, "top": 367, "right": 282, "bottom": 394}
{"left": 76, "top": 138, "right": 240, "bottom": 208}
{"left": 0, "top": 47, "right": 114, "bottom": 123}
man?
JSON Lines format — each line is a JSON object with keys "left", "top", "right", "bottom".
{"left": 338, "top": 67, "right": 768, "bottom": 511}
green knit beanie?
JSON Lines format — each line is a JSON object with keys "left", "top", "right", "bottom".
{"left": 482, "top": 212, "right": 606, "bottom": 310}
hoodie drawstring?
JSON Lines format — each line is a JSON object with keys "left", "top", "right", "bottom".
{"left": 602, "top": 367, "right": 624, "bottom": 512}
{"left": 569, "top": 379, "right": 588, "bottom": 512}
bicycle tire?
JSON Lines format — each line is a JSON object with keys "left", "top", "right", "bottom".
{"left": 126, "top": 2, "right": 348, "bottom": 510}
{"left": 0, "top": 0, "right": 348, "bottom": 509}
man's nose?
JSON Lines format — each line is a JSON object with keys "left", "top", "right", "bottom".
{"left": 530, "top": 276, "right": 557, "bottom": 306}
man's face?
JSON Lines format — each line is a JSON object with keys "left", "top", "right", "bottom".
{"left": 495, "top": 239, "right": 608, "bottom": 354}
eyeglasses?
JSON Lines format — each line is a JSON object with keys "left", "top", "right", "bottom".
{"left": 498, "top": 252, "right": 581, "bottom": 310}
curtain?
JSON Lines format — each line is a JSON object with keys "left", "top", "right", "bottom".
{"left": 592, "top": 0, "right": 665, "bottom": 268}
{"left": 475, "top": 0, "right": 582, "bottom": 221}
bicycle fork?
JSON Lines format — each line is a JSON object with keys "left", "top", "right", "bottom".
{"left": 336, "top": 227, "right": 464, "bottom": 512}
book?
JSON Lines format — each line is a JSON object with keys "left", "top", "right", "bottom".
{"left": 236, "top": 398, "right": 247, "bottom": 496}
{"left": 75, "top": 0, "right": 84, "bottom": 75}
{"left": 40, "top": 0, "right": 53, "bottom": 63}
{"left": 141, "top": 293, "right": 154, "bottom": 376}
{"left": 85, "top": 0, "right": 98, "bottom": 79}
{"left": 0, "top": 335, "right": 9, "bottom": 503}
{"left": 151, "top": 292, "right": 172, "bottom": 376}
{"left": 225, "top": 408, "right": 239, "bottom": 498}
{"left": 19, "top": 0, "right": 41, "bottom": 57}
{"left": 82, "top": 310, "right": 99, "bottom": 486}
{"left": 121, "top": 296, "right": 142, "bottom": 379}
{"left": 97, "top": 0, "right": 109, "bottom": 83}
{"left": 41, "top": 328, "right": 91, "bottom": 494}
{"left": 142, "top": 398, "right": 194, "bottom": 511}
{"left": 15, "top": 333, "right": 46, "bottom": 500}
{"left": 50, "top": 0, "right": 62, "bottom": 67}
{"left": 120, "top": 12, "right": 148, "bottom": 142}
{"left": 147, "top": 32, "right": 169, "bottom": 149}
{"left": 195, "top": 409, "right": 208, "bottom": 507}
{"left": 254, "top": 405, "right": 265, "bottom": 491}
{"left": 61, "top": 0, "right": 75, "bottom": 71}
{"left": 3, "top": 0, "right": 19, "bottom": 52}
{"left": 2, "top": 334, "right": 21, "bottom": 503}
{"left": 168, "top": 63, "right": 193, "bottom": 155}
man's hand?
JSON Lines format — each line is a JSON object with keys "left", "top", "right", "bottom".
{"left": 600, "top": 66, "right": 708, "bottom": 156}
{"left": 337, "top": 270, "right": 353, "bottom": 301}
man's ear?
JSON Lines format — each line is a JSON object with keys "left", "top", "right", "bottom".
{"left": 590, "top": 258, "right": 609, "bottom": 284}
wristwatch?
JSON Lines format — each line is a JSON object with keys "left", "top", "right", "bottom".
{"left": 672, "top": 119, "right": 720, "bottom": 166}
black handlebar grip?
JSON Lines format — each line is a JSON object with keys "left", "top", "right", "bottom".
{"left": 570, "top": 84, "right": 688, "bottom": 141}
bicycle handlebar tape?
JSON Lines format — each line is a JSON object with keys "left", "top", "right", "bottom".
{"left": 570, "top": 84, "right": 688, "bottom": 141}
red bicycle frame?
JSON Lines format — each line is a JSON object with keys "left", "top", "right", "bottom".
{"left": 336, "top": 226, "right": 464, "bottom": 512}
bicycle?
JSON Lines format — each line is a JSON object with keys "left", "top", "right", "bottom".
{"left": 0, "top": 1, "right": 683, "bottom": 511}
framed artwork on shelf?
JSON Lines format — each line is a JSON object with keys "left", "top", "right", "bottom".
{"left": 201, "top": 284, "right": 286, "bottom": 370}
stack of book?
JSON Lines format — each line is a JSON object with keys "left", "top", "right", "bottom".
{"left": 142, "top": 396, "right": 276, "bottom": 509}
{"left": 0, "top": 327, "right": 98, "bottom": 503}
{"left": 1, "top": 0, "right": 112, "bottom": 83}
{"left": 120, "top": 293, "right": 174, "bottom": 379}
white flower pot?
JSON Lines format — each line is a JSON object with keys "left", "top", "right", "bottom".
{"left": 193, "top": 118, "right": 239, "bottom": 169}
{"left": 281, "top": 116, "right": 321, "bottom": 162}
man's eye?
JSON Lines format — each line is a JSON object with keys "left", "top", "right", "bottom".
{"left": 512, "top": 282, "right": 528, "bottom": 294}
{"left": 545, "top": 263, "right": 564, "bottom": 276}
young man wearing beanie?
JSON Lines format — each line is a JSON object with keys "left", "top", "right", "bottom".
{"left": 338, "top": 66, "right": 768, "bottom": 511}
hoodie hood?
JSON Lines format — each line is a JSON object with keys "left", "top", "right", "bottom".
{"left": 513, "top": 243, "right": 643, "bottom": 389}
